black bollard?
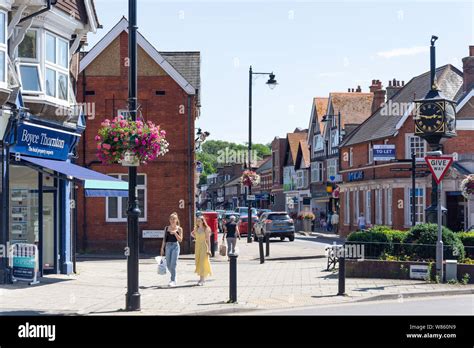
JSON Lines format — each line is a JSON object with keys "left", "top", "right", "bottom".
{"left": 265, "top": 234, "right": 270, "bottom": 257}
{"left": 258, "top": 236, "right": 265, "bottom": 264}
{"left": 229, "top": 253, "right": 238, "bottom": 303}
{"left": 338, "top": 256, "right": 346, "bottom": 296}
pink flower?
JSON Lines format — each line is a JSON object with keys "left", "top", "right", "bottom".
{"left": 114, "top": 137, "right": 119, "bottom": 142}
{"left": 102, "top": 143, "right": 111, "bottom": 150}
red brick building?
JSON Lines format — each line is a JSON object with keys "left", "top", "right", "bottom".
{"left": 338, "top": 48, "right": 474, "bottom": 237}
{"left": 76, "top": 18, "right": 201, "bottom": 253}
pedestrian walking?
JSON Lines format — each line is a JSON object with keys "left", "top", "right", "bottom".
{"left": 331, "top": 211, "right": 340, "bottom": 234}
{"left": 222, "top": 215, "right": 240, "bottom": 259}
{"left": 160, "top": 212, "right": 183, "bottom": 287}
{"left": 357, "top": 212, "right": 367, "bottom": 231}
{"left": 326, "top": 211, "right": 333, "bottom": 232}
{"left": 191, "top": 216, "right": 212, "bottom": 286}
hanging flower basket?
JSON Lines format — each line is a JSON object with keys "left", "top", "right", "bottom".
{"left": 240, "top": 170, "right": 261, "bottom": 187}
{"left": 461, "top": 174, "right": 474, "bottom": 199}
{"left": 297, "top": 212, "right": 316, "bottom": 221}
{"left": 95, "top": 115, "right": 169, "bottom": 166}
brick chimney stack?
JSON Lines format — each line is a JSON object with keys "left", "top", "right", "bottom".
{"left": 369, "top": 79, "right": 386, "bottom": 114}
{"left": 463, "top": 46, "right": 474, "bottom": 92}
{"left": 386, "top": 78, "right": 405, "bottom": 100}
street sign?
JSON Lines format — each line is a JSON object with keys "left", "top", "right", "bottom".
{"left": 373, "top": 145, "right": 396, "bottom": 161}
{"left": 425, "top": 156, "right": 454, "bottom": 184}
{"left": 247, "top": 195, "right": 256, "bottom": 201}
{"left": 142, "top": 230, "right": 165, "bottom": 239}
{"left": 390, "top": 168, "right": 411, "bottom": 172}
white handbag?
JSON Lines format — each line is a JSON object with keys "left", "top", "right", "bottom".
{"left": 155, "top": 256, "right": 167, "bottom": 275}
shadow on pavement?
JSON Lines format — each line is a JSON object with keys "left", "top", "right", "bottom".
{"left": 0, "top": 277, "right": 73, "bottom": 289}
{"left": 140, "top": 284, "right": 197, "bottom": 290}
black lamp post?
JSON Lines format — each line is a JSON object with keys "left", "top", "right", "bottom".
{"left": 414, "top": 35, "right": 457, "bottom": 281}
{"left": 247, "top": 66, "right": 277, "bottom": 243}
{"left": 125, "top": 0, "right": 141, "bottom": 311}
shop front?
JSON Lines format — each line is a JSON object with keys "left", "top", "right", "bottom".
{"left": 1, "top": 116, "right": 127, "bottom": 283}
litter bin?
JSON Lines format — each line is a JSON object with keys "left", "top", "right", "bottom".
{"left": 445, "top": 260, "right": 457, "bottom": 282}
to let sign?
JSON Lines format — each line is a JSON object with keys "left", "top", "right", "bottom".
{"left": 425, "top": 156, "right": 454, "bottom": 184}
{"left": 373, "top": 145, "right": 396, "bottom": 161}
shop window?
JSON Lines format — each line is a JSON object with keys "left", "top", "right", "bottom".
{"left": 375, "top": 189, "right": 382, "bottom": 225}
{"left": 106, "top": 174, "right": 147, "bottom": 222}
{"left": 353, "top": 190, "right": 359, "bottom": 222}
{"left": 385, "top": 188, "right": 392, "bottom": 225}
{"left": 407, "top": 188, "right": 425, "bottom": 225}
{"left": 365, "top": 190, "right": 371, "bottom": 224}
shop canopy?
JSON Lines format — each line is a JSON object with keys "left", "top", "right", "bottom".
{"left": 21, "top": 156, "right": 128, "bottom": 197}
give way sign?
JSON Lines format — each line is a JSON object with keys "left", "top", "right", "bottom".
{"left": 425, "top": 156, "right": 454, "bottom": 184}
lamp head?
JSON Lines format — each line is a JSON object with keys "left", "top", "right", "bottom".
{"left": 266, "top": 73, "right": 278, "bottom": 90}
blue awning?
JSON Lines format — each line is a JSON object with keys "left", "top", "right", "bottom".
{"left": 21, "top": 156, "right": 128, "bottom": 197}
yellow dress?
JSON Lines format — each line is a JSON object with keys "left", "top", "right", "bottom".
{"left": 195, "top": 227, "right": 212, "bottom": 277}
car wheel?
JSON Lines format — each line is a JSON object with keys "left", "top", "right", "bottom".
{"left": 288, "top": 234, "right": 295, "bottom": 242}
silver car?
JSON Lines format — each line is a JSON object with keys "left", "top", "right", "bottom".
{"left": 254, "top": 212, "right": 295, "bottom": 242}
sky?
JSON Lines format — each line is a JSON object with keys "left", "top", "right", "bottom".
{"left": 91, "top": 0, "right": 474, "bottom": 145}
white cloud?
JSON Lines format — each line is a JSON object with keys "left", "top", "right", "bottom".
{"left": 377, "top": 46, "right": 429, "bottom": 59}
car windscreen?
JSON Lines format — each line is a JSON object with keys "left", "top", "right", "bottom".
{"left": 268, "top": 214, "right": 291, "bottom": 220}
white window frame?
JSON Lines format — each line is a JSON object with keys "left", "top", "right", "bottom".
{"left": 311, "top": 161, "right": 323, "bottom": 183}
{"left": 349, "top": 147, "right": 353, "bottom": 167}
{"left": 0, "top": 10, "right": 7, "bottom": 85}
{"left": 106, "top": 174, "right": 147, "bottom": 222}
{"left": 353, "top": 190, "right": 359, "bottom": 222}
{"left": 385, "top": 188, "right": 392, "bottom": 225}
{"left": 344, "top": 191, "right": 350, "bottom": 225}
{"left": 405, "top": 134, "right": 427, "bottom": 160}
{"left": 375, "top": 189, "right": 382, "bottom": 225}
{"left": 405, "top": 187, "right": 425, "bottom": 225}
{"left": 368, "top": 143, "right": 373, "bottom": 164}
{"left": 327, "top": 158, "right": 338, "bottom": 179}
{"left": 365, "top": 190, "right": 371, "bottom": 224}
{"left": 44, "top": 31, "right": 69, "bottom": 101}
{"left": 17, "top": 62, "right": 43, "bottom": 94}
{"left": 314, "top": 134, "right": 323, "bottom": 152}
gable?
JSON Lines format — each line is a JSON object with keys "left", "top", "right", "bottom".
{"left": 85, "top": 37, "right": 121, "bottom": 76}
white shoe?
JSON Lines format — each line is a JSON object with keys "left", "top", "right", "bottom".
{"left": 197, "top": 281, "right": 203, "bottom": 286}
{"left": 169, "top": 281, "right": 176, "bottom": 287}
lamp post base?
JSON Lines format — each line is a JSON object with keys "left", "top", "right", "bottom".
{"left": 125, "top": 292, "right": 141, "bottom": 311}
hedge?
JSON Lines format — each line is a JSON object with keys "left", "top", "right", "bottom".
{"left": 458, "top": 232, "right": 474, "bottom": 258}
{"left": 404, "top": 224, "right": 465, "bottom": 261}
{"left": 347, "top": 226, "right": 408, "bottom": 258}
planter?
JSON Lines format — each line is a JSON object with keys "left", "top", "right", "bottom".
{"left": 303, "top": 219, "right": 312, "bottom": 232}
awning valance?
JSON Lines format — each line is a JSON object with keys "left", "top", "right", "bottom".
{"left": 20, "top": 156, "right": 128, "bottom": 197}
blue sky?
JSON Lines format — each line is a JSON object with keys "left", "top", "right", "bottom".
{"left": 91, "top": 0, "right": 473, "bottom": 145}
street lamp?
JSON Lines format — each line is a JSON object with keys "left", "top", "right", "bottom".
{"left": 248, "top": 66, "right": 277, "bottom": 244}
{"left": 125, "top": 0, "right": 141, "bottom": 311}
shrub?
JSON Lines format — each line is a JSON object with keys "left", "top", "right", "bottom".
{"left": 347, "top": 229, "right": 391, "bottom": 258}
{"left": 457, "top": 232, "right": 474, "bottom": 258}
{"left": 404, "top": 224, "right": 465, "bottom": 261}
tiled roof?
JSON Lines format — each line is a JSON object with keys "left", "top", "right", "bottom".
{"left": 287, "top": 132, "right": 307, "bottom": 165}
{"left": 298, "top": 140, "right": 311, "bottom": 168}
{"left": 160, "top": 51, "right": 201, "bottom": 105}
{"left": 256, "top": 157, "right": 272, "bottom": 173}
{"left": 314, "top": 97, "right": 329, "bottom": 130}
{"left": 342, "top": 64, "right": 463, "bottom": 147}
{"left": 329, "top": 92, "right": 374, "bottom": 126}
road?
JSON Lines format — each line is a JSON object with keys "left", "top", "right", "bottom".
{"left": 252, "top": 295, "right": 474, "bottom": 315}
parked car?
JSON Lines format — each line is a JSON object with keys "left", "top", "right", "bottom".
{"left": 235, "top": 207, "right": 258, "bottom": 216}
{"left": 257, "top": 209, "right": 271, "bottom": 217}
{"left": 254, "top": 212, "right": 295, "bottom": 242}
{"left": 237, "top": 215, "right": 258, "bottom": 236}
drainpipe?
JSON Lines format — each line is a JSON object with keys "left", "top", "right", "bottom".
{"left": 187, "top": 94, "right": 194, "bottom": 254}
{"left": 81, "top": 63, "right": 88, "bottom": 254}
{"left": 19, "top": 0, "right": 55, "bottom": 23}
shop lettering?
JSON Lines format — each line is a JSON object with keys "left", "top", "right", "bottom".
{"left": 21, "top": 130, "right": 65, "bottom": 149}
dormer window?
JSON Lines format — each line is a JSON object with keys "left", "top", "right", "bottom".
{"left": 16, "top": 29, "right": 70, "bottom": 103}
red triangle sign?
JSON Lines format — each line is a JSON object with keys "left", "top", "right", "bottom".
{"left": 425, "top": 156, "right": 454, "bottom": 184}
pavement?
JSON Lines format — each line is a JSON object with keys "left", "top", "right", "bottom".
{"left": 0, "top": 234, "right": 473, "bottom": 316}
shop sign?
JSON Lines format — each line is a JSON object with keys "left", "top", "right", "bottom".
{"left": 142, "top": 230, "right": 165, "bottom": 239}
{"left": 10, "top": 243, "right": 39, "bottom": 285}
{"left": 373, "top": 145, "right": 396, "bottom": 161}
{"left": 348, "top": 171, "right": 364, "bottom": 182}
{"left": 12, "top": 122, "right": 79, "bottom": 161}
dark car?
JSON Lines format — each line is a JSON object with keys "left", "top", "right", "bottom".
{"left": 254, "top": 212, "right": 295, "bottom": 241}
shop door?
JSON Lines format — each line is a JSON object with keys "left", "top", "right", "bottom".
{"left": 42, "top": 191, "right": 57, "bottom": 274}
{"left": 446, "top": 192, "right": 465, "bottom": 232}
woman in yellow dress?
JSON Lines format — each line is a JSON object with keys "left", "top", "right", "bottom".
{"left": 191, "top": 216, "right": 212, "bottom": 286}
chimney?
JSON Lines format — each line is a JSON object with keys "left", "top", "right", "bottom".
{"left": 386, "top": 78, "right": 404, "bottom": 100}
{"left": 356, "top": 85, "right": 362, "bottom": 93}
{"left": 369, "top": 79, "right": 386, "bottom": 113}
{"left": 462, "top": 46, "right": 474, "bottom": 92}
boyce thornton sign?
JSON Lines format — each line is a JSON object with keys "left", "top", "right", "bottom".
{"left": 12, "top": 123, "right": 79, "bottom": 161}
